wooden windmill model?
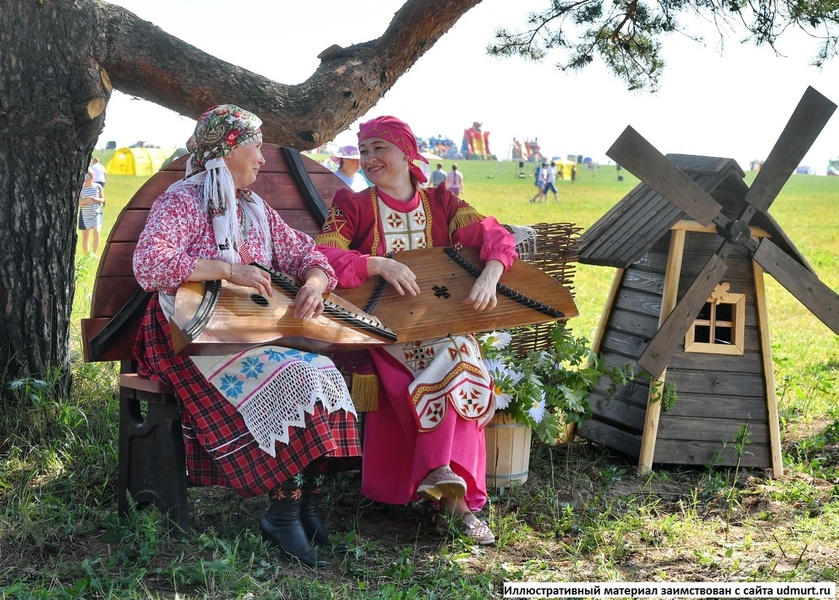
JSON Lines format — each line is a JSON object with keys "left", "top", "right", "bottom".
{"left": 576, "top": 87, "right": 839, "bottom": 477}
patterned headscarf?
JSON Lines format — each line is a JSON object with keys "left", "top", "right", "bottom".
{"left": 169, "top": 104, "right": 268, "bottom": 262}
{"left": 358, "top": 115, "right": 428, "bottom": 184}
{"left": 186, "top": 105, "right": 263, "bottom": 175}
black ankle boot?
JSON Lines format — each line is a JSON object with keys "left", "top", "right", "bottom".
{"left": 260, "top": 497, "right": 327, "bottom": 568}
{"left": 300, "top": 490, "right": 330, "bottom": 547}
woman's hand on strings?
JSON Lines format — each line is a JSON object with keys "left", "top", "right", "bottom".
{"left": 229, "top": 263, "right": 273, "bottom": 297}
{"left": 291, "top": 282, "right": 326, "bottom": 319}
{"left": 190, "top": 260, "right": 273, "bottom": 297}
{"left": 368, "top": 257, "right": 420, "bottom": 296}
{"left": 463, "top": 259, "right": 503, "bottom": 311}
{"left": 290, "top": 268, "right": 329, "bottom": 319}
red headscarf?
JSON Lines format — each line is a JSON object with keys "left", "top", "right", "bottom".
{"left": 358, "top": 115, "right": 428, "bottom": 184}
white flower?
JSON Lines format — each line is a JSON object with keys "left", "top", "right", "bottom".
{"left": 482, "top": 330, "right": 512, "bottom": 350}
{"left": 493, "top": 331, "right": 513, "bottom": 349}
{"left": 493, "top": 383, "right": 512, "bottom": 410}
{"left": 482, "top": 357, "right": 506, "bottom": 377}
{"left": 507, "top": 368, "right": 525, "bottom": 386}
{"left": 528, "top": 391, "right": 547, "bottom": 423}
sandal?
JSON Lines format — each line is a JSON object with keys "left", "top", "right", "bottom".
{"left": 433, "top": 513, "right": 496, "bottom": 545}
{"left": 463, "top": 519, "right": 495, "bottom": 545}
{"left": 417, "top": 466, "right": 467, "bottom": 501}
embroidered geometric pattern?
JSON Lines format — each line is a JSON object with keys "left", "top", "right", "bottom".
{"left": 412, "top": 366, "right": 493, "bottom": 431}
{"left": 191, "top": 346, "right": 356, "bottom": 457}
{"left": 317, "top": 206, "right": 351, "bottom": 249}
{"left": 398, "top": 340, "right": 438, "bottom": 372}
{"left": 417, "top": 396, "right": 447, "bottom": 429}
{"left": 383, "top": 334, "right": 493, "bottom": 432}
{"left": 379, "top": 194, "right": 427, "bottom": 252}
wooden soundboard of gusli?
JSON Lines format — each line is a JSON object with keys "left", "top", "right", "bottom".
{"left": 169, "top": 268, "right": 397, "bottom": 356}
{"left": 335, "top": 246, "right": 579, "bottom": 343}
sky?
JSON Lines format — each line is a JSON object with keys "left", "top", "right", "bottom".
{"left": 99, "top": 0, "right": 839, "bottom": 174}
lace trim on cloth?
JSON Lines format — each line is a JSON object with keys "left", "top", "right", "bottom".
{"left": 191, "top": 346, "right": 356, "bottom": 457}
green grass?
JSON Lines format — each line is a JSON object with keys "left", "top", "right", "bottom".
{"left": 3, "top": 158, "right": 837, "bottom": 598}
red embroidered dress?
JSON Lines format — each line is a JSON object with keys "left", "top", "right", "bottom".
{"left": 133, "top": 183, "right": 361, "bottom": 497}
{"left": 317, "top": 184, "right": 517, "bottom": 510}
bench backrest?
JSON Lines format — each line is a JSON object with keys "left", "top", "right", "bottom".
{"left": 81, "top": 145, "right": 345, "bottom": 362}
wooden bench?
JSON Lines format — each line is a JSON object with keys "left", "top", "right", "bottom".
{"left": 81, "top": 145, "right": 580, "bottom": 532}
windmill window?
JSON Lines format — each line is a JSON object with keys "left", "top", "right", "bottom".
{"left": 684, "top": 284, "right": 745, "bottom": 356}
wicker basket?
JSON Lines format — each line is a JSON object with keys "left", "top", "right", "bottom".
{"left": 506, "top": 222, "right": 581, "bottom": 357}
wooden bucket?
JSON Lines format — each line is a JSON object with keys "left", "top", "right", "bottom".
{"left": 485, "top": 412, "right": 532, "bottom": 487}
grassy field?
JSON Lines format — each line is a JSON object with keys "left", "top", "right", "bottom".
{"left": 4, "top": 156, "right": 838, "bottom": 598}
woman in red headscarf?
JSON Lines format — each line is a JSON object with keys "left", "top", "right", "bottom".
{"left": 316, "top": 116, "right": 517, "bottom": 545}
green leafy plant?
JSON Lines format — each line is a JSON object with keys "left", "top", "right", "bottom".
{"left": 479, "top": 322, "right": 631, "bottom": 445}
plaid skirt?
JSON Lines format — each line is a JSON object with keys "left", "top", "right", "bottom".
{"left": 133, "top": 293, "right": 361, "bottom": 498}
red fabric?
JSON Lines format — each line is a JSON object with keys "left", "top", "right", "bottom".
{"left": 316, "top": 184, "right": 517, "bottom": 510}
{"left": 317, "top": 185, "right": 517, "bottom": 288}
{"left": 133, "top": 292, "right": 361, "bottom": 498}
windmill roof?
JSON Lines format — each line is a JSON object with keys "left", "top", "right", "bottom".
{"left": 578, "top": 154, "right": 813, "bottom": 272}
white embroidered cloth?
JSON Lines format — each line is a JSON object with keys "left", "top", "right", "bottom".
{"left": 384, "top": 335, "right": 493, "bottom": 431}
{"left": 378, "top": 195, "right": 495, "bottom": 431}
{"left": 191, "top": 346, "right": 356, "bottom": 457}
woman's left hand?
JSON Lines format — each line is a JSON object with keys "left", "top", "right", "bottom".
{"left": 463, "top": 259, "right": 504, "bottom": 311}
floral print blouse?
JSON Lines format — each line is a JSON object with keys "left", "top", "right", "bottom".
{"left": 133, "top": 182, "right": 336, "bottom": 295}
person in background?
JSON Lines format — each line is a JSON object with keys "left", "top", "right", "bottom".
{"left": 78, "top": 168, "right": 105, "bottom": 256}
{"left": 331, "top": 145, "right": 368, "bottom": 192}
{"left": 316, "top": 115, "right": 518, "bottom": 545}
{"left": 132, "top": 105, "right": 361, "bottom": 569}
{"left": 445, "top": 163, "right": 463, "bottom": 196}
{"left": 90, "top": 157, "right": 107, "bottom": 188}
{"left": 530, "top": 162, "right": 547, "bottom": 203}
{"left": 543, "top": 161, "right": 559, "bottom": 202}
{"left": 429, "top": 163, "right": 447, "bottom": 187}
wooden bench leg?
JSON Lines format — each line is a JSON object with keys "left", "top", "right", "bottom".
{"left": 118, "top": 384, "right": 190, "bottom": 535}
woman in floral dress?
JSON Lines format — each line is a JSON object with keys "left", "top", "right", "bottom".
{"left": 133, "top": 105, "right": 360, "bottom": 568}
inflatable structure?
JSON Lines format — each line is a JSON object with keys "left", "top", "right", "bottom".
{"left": 462, "top": 122, "right": 492, "bottom": 159}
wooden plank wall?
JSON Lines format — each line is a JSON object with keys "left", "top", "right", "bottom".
{"left": 577, "top": 231, "right": 772, "bottom": 468}
{"left": 575, "top": 237, "right": 667, "bottom": 453}
{"left": 656, "top": 232, "right": 770, "bottom": 467}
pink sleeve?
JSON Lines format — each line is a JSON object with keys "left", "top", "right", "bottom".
{"left": 316, "top": 245, "right": 371, "bottom": 288}
{"left": 314, "top": 189, "right": 374, "bottom": 288}
{"left": 452, "top": 215, "right": 518, "bottom": 270}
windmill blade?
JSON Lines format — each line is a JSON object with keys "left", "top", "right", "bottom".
{"left": 638, "top": 254, "right": 729, "bottom": 378}
{"left": 745, "top": 87, "right": 837, "bottom": 212}
{"left": 607, "top": 126, "right": 722, "bottom": 227}
{"left": 752, "top": 238, "right": 839, "bottom": 334}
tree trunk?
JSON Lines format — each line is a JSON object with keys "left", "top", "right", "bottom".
{"left": 0, "top": 1, "right": 110, "bottom": 391}
{"left": 0, "top": 0, "right": 481, "bottom": 394}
